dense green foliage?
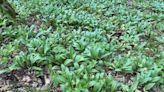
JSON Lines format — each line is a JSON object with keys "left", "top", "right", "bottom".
{"left": 0, "top": 0, "right": 164, "bottom": 91}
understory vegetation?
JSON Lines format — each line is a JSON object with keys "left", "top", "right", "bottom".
{"left": 0, "top": 0, "right": 164, "bottom": 92}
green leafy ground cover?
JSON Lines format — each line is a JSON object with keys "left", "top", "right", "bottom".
{"left": 0, "top": 0, "right": 164, "bottom": 92}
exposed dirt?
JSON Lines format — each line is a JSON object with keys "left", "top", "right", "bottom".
{"left": 0, "top": 68, "right": 52, "bottom": 92}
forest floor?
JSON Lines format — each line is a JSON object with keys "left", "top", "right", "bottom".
{"left": 0, "top": 0, "right": 164, "bottom": 92}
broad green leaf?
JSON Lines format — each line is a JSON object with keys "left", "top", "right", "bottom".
{"left": 144, "top": 83, "right": 155, "bottom": 90}
{"left": 130, "top": 80, "right": 139, "bottom": 92}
